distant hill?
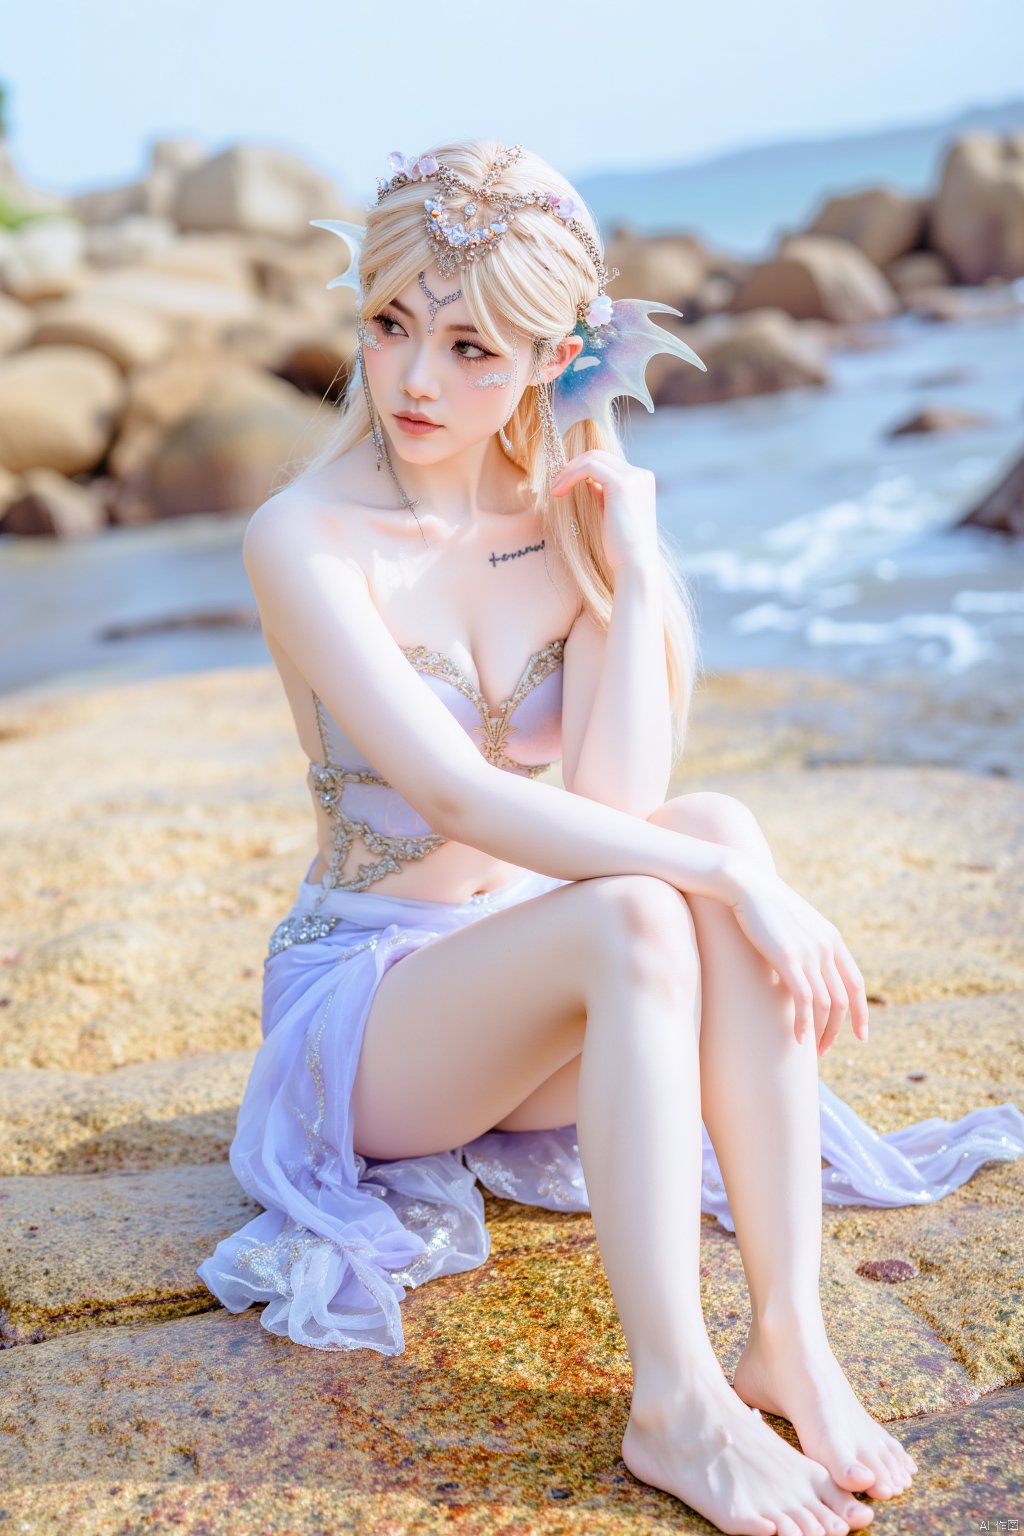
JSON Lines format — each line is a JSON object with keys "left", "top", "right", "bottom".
{"left": 576, "top": 97, "right": 1024, "bottom": 259}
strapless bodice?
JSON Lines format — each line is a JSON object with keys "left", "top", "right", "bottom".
{"left": 306, "top": 638, "right": 564, "bottom": 895}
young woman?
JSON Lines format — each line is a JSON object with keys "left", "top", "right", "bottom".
{"left": 197, "top": 140, "right": 1024, "bottom": 1536}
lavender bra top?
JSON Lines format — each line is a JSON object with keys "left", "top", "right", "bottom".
{"left": 307, "top": 637, "right": 565, "bottom": 894}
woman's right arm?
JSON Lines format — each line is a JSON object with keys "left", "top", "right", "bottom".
{"left": 243, "top": 496, "right": 743, "bottom": 905}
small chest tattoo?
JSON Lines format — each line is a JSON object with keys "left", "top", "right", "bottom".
{"left": 489, "top": 539, "right": 545, "bottom": 568}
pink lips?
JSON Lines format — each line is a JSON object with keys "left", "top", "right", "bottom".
{"left": 394, "top": 412, "right": 442, "bottom": 435}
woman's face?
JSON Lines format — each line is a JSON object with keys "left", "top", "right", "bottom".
{"left": 359, "top": 265, "right": 573, "bottom": 466}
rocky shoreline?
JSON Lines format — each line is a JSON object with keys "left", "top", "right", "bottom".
{"left": 0, "top": 131, "right": 1022, "bottom": 538}
{"left": 0, "top": 663, "right": 1021, "bottom": 1531}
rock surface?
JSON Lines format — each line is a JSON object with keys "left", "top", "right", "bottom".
{"left": 0, "top": 664, "right": 1021, "bottom": 1530}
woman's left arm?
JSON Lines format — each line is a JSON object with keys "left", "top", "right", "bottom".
{"left": 554, "top": 451, "right": 674, "bottom": 817}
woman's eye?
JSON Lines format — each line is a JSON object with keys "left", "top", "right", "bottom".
{"left": 372, "top": 314, "right": 403, "bottom": 337}
{"left": 370, "top": 315, "right": 494, "bottom": 363}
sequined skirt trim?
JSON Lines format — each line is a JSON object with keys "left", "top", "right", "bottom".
{"left": 196, "top": 870, "right": 1024, "bottom": 1355}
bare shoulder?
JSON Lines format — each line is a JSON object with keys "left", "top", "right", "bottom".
{"left": 242, "top": 455, "right": 372, "bottom": 592}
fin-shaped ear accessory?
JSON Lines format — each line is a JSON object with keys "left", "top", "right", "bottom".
{"left": 550, "top": 298, "right": 707, "bottom": 435}
{"left": 308, "top": 218, "right": 367, "bottom": 295}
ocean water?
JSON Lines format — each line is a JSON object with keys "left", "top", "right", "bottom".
{"left": 637, "top": 306, "right": 1024, "bottom": 690}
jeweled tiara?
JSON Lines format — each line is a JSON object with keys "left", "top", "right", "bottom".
{"left": 375, "top": 143, "right": 619, "bottom": 327}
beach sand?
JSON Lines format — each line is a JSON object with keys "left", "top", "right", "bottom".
{"left": 0, "top": 664, "right": 1021, "bottom": 1533}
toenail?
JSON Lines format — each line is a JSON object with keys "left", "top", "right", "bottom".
{"left": 848, "top": 1463, "right": 871, "bottom": 1478}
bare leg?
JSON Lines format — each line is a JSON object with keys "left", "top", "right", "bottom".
{"left": 355, "top": 873, "right": 874, "bottom": 1536}
{"left": 647, "top": 794, "right": 918, "bottom": 1502}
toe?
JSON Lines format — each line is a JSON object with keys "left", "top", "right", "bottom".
{"left": 882, "top": 1448, "right": 910, "bottom": 1493}
{"left": 813, "top": 1503, "right": 848, "bottom": 1535}
{"left": 774, "top": 1516, "right": 803, "bottom": 1536}
{"left": 833, "top": 1459, "right": 874, "bottom": 1493}
{"left": 786, "top": 1512, "right": 825, "bottom": 1536}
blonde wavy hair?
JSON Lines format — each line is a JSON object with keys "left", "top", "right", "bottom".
{"left": 277, "top": 137, "right": 703, "bottom": 767}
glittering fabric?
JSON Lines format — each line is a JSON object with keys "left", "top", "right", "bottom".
{"left": 196, "top": 866, "right": 1024, "bottom": 1356}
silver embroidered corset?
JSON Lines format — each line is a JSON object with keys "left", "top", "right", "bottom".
{"left": 305, "top": 638, "right": 565, "bottom": 899}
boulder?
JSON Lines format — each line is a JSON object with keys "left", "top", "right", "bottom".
{"left": 732, "top": 234, "right": 900, "bottom": 324}
{"left": 957, "top": 448, "right": 1024, "bottom": 536}
{"left": 30, "top": 294, "right": 175, "bottom": 372}
{"left": 0, "top": 214, "right": 88, "bottom": 303}
{"left": 77, "top": 264, "right": 259, "bottom": 348}
{"left": 885, "top": 406, "right": 997, "bottom": 438}
{"left": 903, "top": 283, "right": 1023, "bottom": 323}
{"left": 930, "top": 132, "right": 1024, "bottom": 283}
{"left": 806, "top": 187, "right": 928, "bottom": 267}
{"left": 134, "top": 232, "right": 255, "bottom": 291}
{"left": 70, "top": 137, "right": 208, "bottom": 226}
{"left": 0, "top": 345, "right": 125, "bottom": 475}
{"left": 84, "top": 213, "right": 179, "bottom": 268}
{"left": 141, "top": 366, "right": 336, "bottom": 517}
{"left": 173, "top": 144, "right": 343, "bottom": 237}
{"left": 0, "top": 467, "right": 106, "bottom": 537}
{"left": 886, "top": 251, "right": 954, "bottom": 297}
{"left": 603, "top": 230, "right": 715, "bottom": 314}
{"left": 0, "top": 289, "right": 33, "bottom": 354}
{"left": 0, "top": 1052, "right": 259, "bottom": 1175}
{"left": 650, "top": 307, "right": 830, "bottom": 406}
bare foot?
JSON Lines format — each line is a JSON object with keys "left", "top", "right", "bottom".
{"left": 622, "top": 1376, "right": 875, "bottom": 1536}
{"left": 731, "top": 1320, "right": 918, "bottom": 1501}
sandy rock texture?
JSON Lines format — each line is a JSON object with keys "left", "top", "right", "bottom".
{"left": 0, "top": 664, "right": 1021, "bottom": 1532}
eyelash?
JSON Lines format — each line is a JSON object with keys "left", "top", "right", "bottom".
{"left": 370, "top": 312, "right": 496, "bottom": 364}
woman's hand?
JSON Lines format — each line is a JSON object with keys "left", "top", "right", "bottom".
{"left": 723, "top": 857, "right": 870, "bottom": 1054}
{"left": 550, "top": 449, "right": 658, "bottom": 575}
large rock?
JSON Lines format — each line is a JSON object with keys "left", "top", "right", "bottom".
{"left": 0, "top": 1052, "right": 255, "bottom": 1175}
{"left": 133, "top": 232, "right": 255, "bottom": 292}
{"left": 78, "top": 265, "right": 259, "bottom": 348}
{"left": 0, "top": 466, "right": 106, "bottom": 537}
{"left": 0, "top": 290, "right": 34, "bottom": 354}
{"left": 173, "top": 144, "right": 343, "bottom": 237}
{"left": 604, "top": 230, "right": 716, "bottom": 314}
{"left": 930, "top": 132, "right": 1024, "bottom": 283}
{"left": 806, "top": 187, "right": 928, "bottom": 268}
{"left": 732, "top": 234, "right": 901, "bottom": 324}
{"left": 0, "top": 214, "right": 88, "bottom": 302}
{"left": 0, "top": 345, "right": 125, "bottom": 475}
{"left": 0, "top": 666, "right": 1020, "bottom": 1528}
{"left": 957, "top": 447, "right": 1024, "bottom": 536}
{"left": 886, "top": 251, "right": 954, "bottom": 298}
{"left": 70, "top": 137, "right": 208, "bottom": 225}
{"left": 84, "top": 212, "right": 178, "bottom": 268}
{"left": 650, "top": 307, "right": 830, "bottom": 405}
{"left": 30, "top": 293, "right": 175, "bottom": 372}
{"left": 140, "top": 366, "right": 335, "bottom": 517}
{"left": 885, "top": 405, "right": 997, "bottom": 437}
{"left": 0, "top": 1163, "right": 255, "bottom": 1343}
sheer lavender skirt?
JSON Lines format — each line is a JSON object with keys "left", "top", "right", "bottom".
{"left": 196, "top": 864, "right": 1024, "bottom": 1355}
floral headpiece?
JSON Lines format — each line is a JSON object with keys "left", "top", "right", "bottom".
{"left": 310, "top": 142, "right": 706, "bottom": 432}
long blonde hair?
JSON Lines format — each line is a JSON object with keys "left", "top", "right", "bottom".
{"left": 277, "top": 137, "right": 702, "bottom": 766}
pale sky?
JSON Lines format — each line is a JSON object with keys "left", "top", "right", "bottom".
{"left": 3, "top": 0, "right": 1022, "bottom": 202}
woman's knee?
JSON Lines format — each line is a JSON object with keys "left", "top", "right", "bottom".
{"left": 578, "top": 874, "right": 700, "bottom": 999}
{"left": 654, "top": 791, "right": 776, "bottom": 872}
